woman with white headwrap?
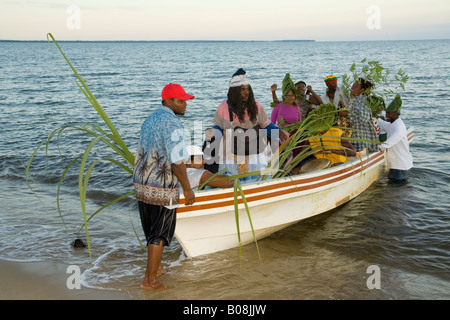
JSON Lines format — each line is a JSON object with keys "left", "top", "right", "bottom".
{"left": 204, "top": 68, "right": 287, "bottom": 182}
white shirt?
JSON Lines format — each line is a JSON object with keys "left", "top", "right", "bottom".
{"left": 321, "top": 86, "right": 349, "bottom": 107}
{"left": 378, "top": 117, "right": 413, "bottom": 170}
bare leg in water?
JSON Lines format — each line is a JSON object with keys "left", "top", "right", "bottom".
{"left": 141, "top": 241, "right": 167, "bottom": 290}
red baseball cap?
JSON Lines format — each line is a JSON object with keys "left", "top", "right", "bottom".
{"left": 161, "top": 83, "right": 195, "bottom": 101}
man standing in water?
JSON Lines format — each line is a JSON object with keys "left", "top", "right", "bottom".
{"left": 377, "top": 94, "right": 413, "bottom": 181}
{"left": 133, "top": 83, "right": 195, "bottom": 290}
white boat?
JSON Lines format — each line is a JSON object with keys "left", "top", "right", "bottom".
{"left": 175, "top": 128, "right": 415, "bottom": 258}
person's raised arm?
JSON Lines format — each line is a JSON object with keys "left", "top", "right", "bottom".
{"left": 271, "top": 84, "right": 280, "bottom": 104}
{"left": 307, "top": 85, "right": 323, "bottom": 105}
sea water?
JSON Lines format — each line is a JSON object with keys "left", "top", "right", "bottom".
{"left": 0, "top": 39, "right": 449, "bottom": 299}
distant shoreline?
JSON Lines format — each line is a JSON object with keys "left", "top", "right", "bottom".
{"left": 0, "top": 39, "right": 316, "bottom": 43}
{"left": 1, "top": 38, "right": 448, "bottom": 43}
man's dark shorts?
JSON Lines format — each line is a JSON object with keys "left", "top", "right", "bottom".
{"left": 138, "top": 201, "right": 177, "bottom": 247}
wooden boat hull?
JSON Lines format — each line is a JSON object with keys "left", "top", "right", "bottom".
{"left": 175, "top": 128, "right": 414, "bottom": 258}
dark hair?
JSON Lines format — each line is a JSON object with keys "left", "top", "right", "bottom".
{"left": 227, "top": 85, "right": 258, "bottom": 124}
{"left": 358, "top": 78, "right": 374, "bottom": 93}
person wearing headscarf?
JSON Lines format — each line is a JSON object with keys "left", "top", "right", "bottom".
{"left": 377, "top": 94, "right": 413, "bottom": 181}
{"left": 270, "top": 76, "right": 321, "bottom": 122}
{"left": 270, "top": 73, "right": 302, "bottom": 128}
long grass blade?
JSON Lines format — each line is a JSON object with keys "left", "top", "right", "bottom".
{"left": 129, "top": 209, "right": 145, "bottom": 250}
{"left": 56, "top": 155, "right": 82, "bottom": 233}
{"left": 237, "top": 180, "right": 261, "bottom": 261}
{"left": 78, "top": 135, "right": 103, "bottom": 260}
{"left": 78, "top": 190, "right": 136, "bottom": 232}
{"left": 233, "top": 179, "right": 242, "bottom": 258}
{"left": 47, "top": 33, "right": 134, "bottom": 163}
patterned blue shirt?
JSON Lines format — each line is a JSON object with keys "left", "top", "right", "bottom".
{"left": 133, "top": 105, "right": 189, "bottom": 206}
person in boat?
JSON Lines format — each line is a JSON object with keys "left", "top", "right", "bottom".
{"left": 290, "top": 125, "right": 356, "bottom": 175}
{"left": 205, "top": 68, "right": 287, "bottom": 182}
{"left": 340, "top": 78, "right": 379, "bottom": 153}
{"left": 320, "top": 75, "right": 352, "bottom": 137}
{"left": 270, "top": 78, "right": 322, "bottom": 121}
{"left": 133, "top": 83, "right": 195, "bottom": 291}
{"left": 184, "top": 145, "right": 234, "bottom": 190}
{"left": 308, "top": 126, "right": 356, "bottom": 165}
{"left": 377, "top": 94, "right": 413, "bottom": 181}
{"left": 270, "top": 73, "right": 302, "bottom": 128}
{"left": 295, "top": 80, "right": 323, "bottom": 117}
{"left": 320, "top": 75, "right": 349, "bottom": 109}
{"left": 270, "top": 73, "right": 311, "bottom": 171}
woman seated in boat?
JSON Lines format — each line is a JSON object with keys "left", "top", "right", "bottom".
{"left": 204, "top": 68, "right": 287, "bottom": 183}
{"left": 184, "top": 146, "right": 234, "bottom": 191}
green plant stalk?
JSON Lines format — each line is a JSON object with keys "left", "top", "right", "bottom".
{"left": 47, "top": 33, "right": 134, "bottom": 165}
{"left": 78, "top": 135, "right": 103, "bottom": 259}
{"left": 341, "top": 57, "right": 408, "bottom": 113}
{"left": 56, "top": 155, "right": 82, "bottom": 234}
{"left": 237, "top": 181, "right": 261, "bottom": 261}
{"left": 233, "top": 179, "right": 242, "bottom": 258}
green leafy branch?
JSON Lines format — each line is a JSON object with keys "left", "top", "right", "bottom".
{"left": 341, "top": 58, "right": 409, "bottom": 115}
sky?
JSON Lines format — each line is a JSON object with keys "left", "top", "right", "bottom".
{"left": 1, "top": 0, "right": 449, "bottom": 41}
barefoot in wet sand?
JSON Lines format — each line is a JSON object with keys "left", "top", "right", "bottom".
{"left": 141, "top": 278, "right": 167, "bottom": 291}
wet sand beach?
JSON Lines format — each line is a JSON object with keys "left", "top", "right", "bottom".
{"left": 0, "top": 260, "right": 131, "bottom": 300}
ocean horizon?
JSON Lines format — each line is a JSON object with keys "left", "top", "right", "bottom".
{"left": 2, "top": 38, "right": 449, "bottom": 43}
